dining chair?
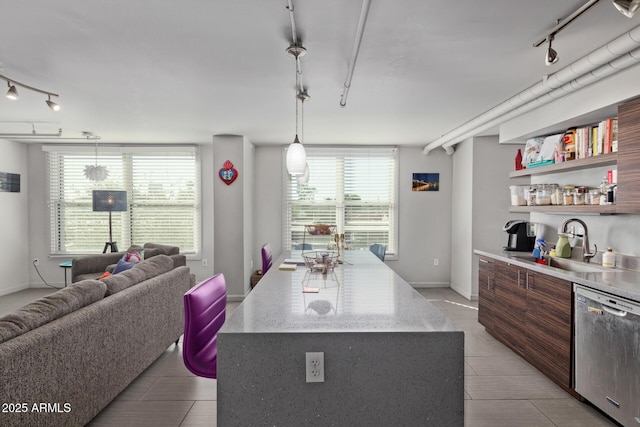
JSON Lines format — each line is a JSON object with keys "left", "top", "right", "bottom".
{"left": 369, "top": 243, "right": 386, "bottom": 261}
{"left": 293, "top": 243, "right": 312, "bottom": 250}
{"left": 261, "top": 243, "right": 273, "bottom": 274}
{"left": 182, "top": 273, "right": 227, "bottom": 379}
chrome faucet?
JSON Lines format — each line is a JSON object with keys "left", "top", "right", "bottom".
{"left": 560, "top": 218, "right": 597, "bottom": 263}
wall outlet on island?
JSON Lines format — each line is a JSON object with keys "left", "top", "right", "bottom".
{"left": 305, "top": 352, "right": 324, "bottom": 383}
{"left": 433, "top": 258, "right": 439, "bottom": 266}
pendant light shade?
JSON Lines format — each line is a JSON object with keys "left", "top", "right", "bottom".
{"left": 6, "top": 82, "right": 18, "bottom": 100}
{"left": 286, "top": 135, "right": 307, "bottom": 176}
{"left": 296, "top": 162, "right": 310, "bottom": 184}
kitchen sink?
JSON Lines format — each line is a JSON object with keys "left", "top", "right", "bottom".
{"left": 546, "top": 258, "right": 609, "bottom": 273}
{"left": 508, "top": 254, "right": 608, "bottom": 273}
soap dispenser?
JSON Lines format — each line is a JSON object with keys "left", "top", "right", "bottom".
{"left": 556, "top": 234, "right": 571, "bottom": 258}
{"left": 602, "top": 248, "right": 615, "bottom": 267}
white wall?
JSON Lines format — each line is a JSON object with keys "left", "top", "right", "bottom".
{"left": 0, "top": 140, "right": 30, "bottom": 296}
{"left": 385, "top": 146, "right": 452, "bottom": 285}
{"left": 213, "top": 135, "right": 255, "bottom": 300}
{"left": 450, "top": 139, "right": 473, "bottom": 299}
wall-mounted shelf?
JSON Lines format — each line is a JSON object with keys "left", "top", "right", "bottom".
{"left": 509, "top": 153, "right": 618, "bottom": 178}
{"left": 509, "top": 204, "right": 617, "bottom": 214}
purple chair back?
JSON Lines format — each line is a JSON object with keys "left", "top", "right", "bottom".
{"left": 182, "top": 273, "right": 227, "bottom": 379}
{"left": 261, "top": 243, "right": 273, "bottom": 274}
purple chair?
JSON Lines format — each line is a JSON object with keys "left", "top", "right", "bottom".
{"left": 261, "top": 243, "right": 273, "bottom": 274}
{"left": 182, "top": 273, "right": 227, "bottom": 379}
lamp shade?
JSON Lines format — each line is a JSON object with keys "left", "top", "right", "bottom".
{"left": 613, "top": 0, "right": 640, "bottom": 17}
{"left": 92, "top": 190, "right": 128, "bottom": 212}
{"left": 296, "top": 163, "right": 310, "bottom": 184}
{"left": 286, "top": 136, "right": 307, "bottom": 176}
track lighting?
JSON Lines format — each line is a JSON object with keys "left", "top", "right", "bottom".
{"left": 0, "top": 72, "right": 60, "bottom": 111}
{"left": 46, "top": 95, "right": 60, "bottom": 111}
{"left": 533, "top": 0, "right": 599, "bottom": 66}
{"left": 613, "top": 0, "right": 640, "bottom": 17}
{"left": 545, "top": 35, "right": 559, "bottom": 66}
{"left": 6, "top": 82, "right": 18, "bottom": 100}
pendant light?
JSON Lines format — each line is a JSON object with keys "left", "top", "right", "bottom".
{"left": 296, "top": 90, "right": 310, "bottom": 184}
{"left": 83, "top": 134, "right": 109, "bottom": 181}
{"left": 286, "top": 45, "right": 307, "bottom": 176}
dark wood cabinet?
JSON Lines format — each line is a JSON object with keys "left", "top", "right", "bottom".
{"left": 478, "top": 258, "right": 573, "bottom": 389}
{"left": 524, "top": 270, "right": 572, "bottom": 388}
{"left": 493, "top": 262, "right": 527, "bottom": 356}
{"left": 478, "top": 257, "right": 495, "bottom": 331}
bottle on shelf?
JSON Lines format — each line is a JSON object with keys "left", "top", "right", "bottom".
{"left": 515, "top": 149, "right": 523, "bottom": 171}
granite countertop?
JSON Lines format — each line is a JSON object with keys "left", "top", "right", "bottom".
{"left": 220, "top": 250, "right": 461, "bottom": 334}
{"left": 475, "top": 248, "right": 640, "bottom": 302}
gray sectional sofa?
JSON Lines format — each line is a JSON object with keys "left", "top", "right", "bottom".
{"left": 0, "top": 254, "right": 195, "bottom": 427}
{"left": 71, "top": 242, "right": 186, "bottom": 283}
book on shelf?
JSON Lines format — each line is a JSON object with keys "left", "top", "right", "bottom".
{"left": 611, "top": 118, "right": 618, "bottom": 153}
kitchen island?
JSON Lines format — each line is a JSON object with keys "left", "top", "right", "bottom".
{"left": 217, "top": 250, "right": 464, "bottom": 426}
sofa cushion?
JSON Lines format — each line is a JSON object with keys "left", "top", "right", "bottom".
{"left": 113, "top": 259, "right": 135, "bottom": 274}
{"left": 101, "top": 254, "right": 174, "bottom": 296}
{"left": 0, "top": 280, "right": 107, "bottom": 344}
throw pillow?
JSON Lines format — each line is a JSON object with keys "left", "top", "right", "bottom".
{"left": 122, "top": 250, "right": 144, "bottom": 264}
{"left": 98, "top": 271, "right": 112, "bottom": 280}
{"left": 113, "top": 259, "right": 134, "bottom": 274}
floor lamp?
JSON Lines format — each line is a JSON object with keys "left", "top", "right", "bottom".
{"left": 92, "top": 190, "right": 128, "bottom": 253}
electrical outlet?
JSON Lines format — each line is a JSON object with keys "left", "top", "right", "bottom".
{"left": 434, "top": 258, "right": 439, "bottom": 266}
{"left": 33, "top": 258, "right": 39, "bottom": 266}
{"left": 202, "top": 259, "right": 208, "bottom": 267}
{"left": 305, "top": 352, "right": 324, "bottom": 383}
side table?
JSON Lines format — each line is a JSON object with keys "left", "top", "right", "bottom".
{"left": 59, "top": 260, "right": 72, "bottom": 287}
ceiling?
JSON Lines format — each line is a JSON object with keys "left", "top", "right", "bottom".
{"left": 0, "top": 0, "right": 638, "bottom": 147}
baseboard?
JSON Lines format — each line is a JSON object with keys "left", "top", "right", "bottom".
{"left": 0, "top": 283, "right": 30, "bottom": 297}
{"left": 409, "top": 282, "right": 450, "bottom": 288}
{"left": 227, "top": 295, "right": 246, "bottom": 302}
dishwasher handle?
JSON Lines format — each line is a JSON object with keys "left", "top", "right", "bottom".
{"left": 602, "top": 305, "right": 628, "bottom": 317}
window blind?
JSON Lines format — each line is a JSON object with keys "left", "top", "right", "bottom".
{"left": 282, "top": 146, "right": 398, "bottom": 256}
{"left": 44, "top": 146, "right": 200, "bottom": 255}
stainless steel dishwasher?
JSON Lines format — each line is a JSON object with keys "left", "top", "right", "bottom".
{"left": 574, "top": 284, "right": 640, "bottom": 426}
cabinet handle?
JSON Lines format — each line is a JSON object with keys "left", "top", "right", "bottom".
{"left": 526, "top": 272, "right": 529, "bottom": 289}
{"left": 480, "top": 259, "right": 489, "bottom": 264}
{"left": 487, "top": 277, "right": 491, "bottom": 290}
{"left": 517, "top": 270, "right": 521, "bottom": 287}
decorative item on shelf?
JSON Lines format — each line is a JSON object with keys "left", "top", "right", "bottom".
{"left": 515, "top": 149, "right": 523, "bottom": 171}
{"left": 218, "top": 160, "right": 238, "bottom": 185}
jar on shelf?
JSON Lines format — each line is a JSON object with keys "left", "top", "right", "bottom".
{"left": 526, "top": 186, "right": 537, "bottom": 206}
{"left": 574, "top": 186, "right": 587, "bottom": 205}
{"left": 588, "top": 189, "right": 601, "bottom": 205}
{"left": 509, "top": 185, "right": 528, "bottom": 206}
{"left": 551, "top": 185, "right": 563, "bottom": 205}
{"left": 563, "top": 185, "right": 575, "bottom": 205}
{"left": 535, "top": 184, "right": 553, "bottom": 206}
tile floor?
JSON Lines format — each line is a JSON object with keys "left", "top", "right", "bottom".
{"left": 2, "top": 287, "right": 617, "bottom": 426}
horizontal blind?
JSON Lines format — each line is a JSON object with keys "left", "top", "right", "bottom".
{"left": 283, "top": 146, "right": 397, "bottom": 255}
{"left": 46, "top": 146, "right": 199, "bottom": 255}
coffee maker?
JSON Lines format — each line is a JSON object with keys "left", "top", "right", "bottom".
{"left": 503, "top": 220, "right": 536, "bottom": 252}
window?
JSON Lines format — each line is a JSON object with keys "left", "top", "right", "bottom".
{"left": 283, "top": 147, "right": 397, "bottom": 256}
{"left": 44, "top": 146, "right": 200, "bottom": 255}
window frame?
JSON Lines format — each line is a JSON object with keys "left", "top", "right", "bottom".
{"left": 282, "top": 146, "right": 398, "bottom": 260}
{"left": 43, "top": 145, "right": 201, "bottom": 256}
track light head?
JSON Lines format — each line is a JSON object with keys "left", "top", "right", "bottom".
{"left": 613, "top": 0, "right": 640, "bottom": 17}
{"left": 46, "top": 95, "right": 60, "bottom": 112}
{"left": 545, "top": 36, "right": 559, "bottom": 66}
{"left": 6, "top": 82, "right": 18, "bottom": 100}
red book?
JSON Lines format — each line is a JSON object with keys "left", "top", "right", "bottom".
{"left": 604, "top": 118, "right": 613, "bottom": 154}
